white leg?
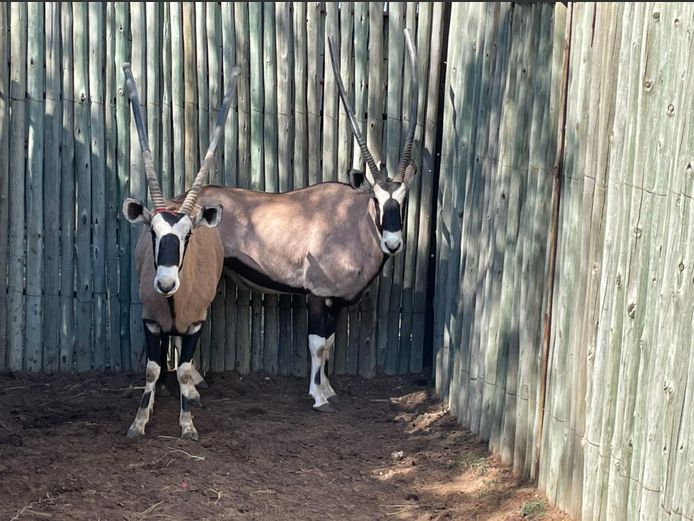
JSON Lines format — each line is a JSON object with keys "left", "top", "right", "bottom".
{"left": 308, "top": 334, "right": 332, "bottom": 411}
{"left": 177, "top": 361, "right": 201, "bottom": 404}
{"left": 321, "top": 333, "right": 337, "bottom": 400}
{"left": 127, "top": 360, "right": 161, "bottom": 438}
{"left": 177, "top": 361, "right": 199, "bottom": 440}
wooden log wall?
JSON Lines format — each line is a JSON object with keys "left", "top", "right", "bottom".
{"left": 434, "top": 2, "right": 694, "bottom": 519}
{"left": 0, "top": 2, "right": 445, "bottom": 377}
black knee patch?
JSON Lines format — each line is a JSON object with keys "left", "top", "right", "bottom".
{"left": 139, "top": 391, "right": 151, "bottom": 410}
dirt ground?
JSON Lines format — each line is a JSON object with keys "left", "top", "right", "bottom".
{"left": 0, "top": 371, "right": 571, "bottom": 521}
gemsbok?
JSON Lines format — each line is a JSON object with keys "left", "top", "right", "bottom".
{"left": 173, "top": 29, "right": 419, "bottom": 412}
{"left": 122, "top": 63, "right": 239, "bottom": 440}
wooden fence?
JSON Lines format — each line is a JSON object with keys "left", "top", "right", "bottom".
{"left": 434, "top": 2, "right": 694, "bottom": 520}
{"left": 0, "top": 2, "right": 445, "bottom": 376}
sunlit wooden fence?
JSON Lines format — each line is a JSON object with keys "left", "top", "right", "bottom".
{"left": 0, "top": 2, "right": 445, "bottom": 376}
{"left": 434, "top": 2, "right": 694, "bottom": 520}
{"left": 5, "top": 2, "right": 694, "bottom": 519}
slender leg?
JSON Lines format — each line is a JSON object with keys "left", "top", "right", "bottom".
{"left": 156, "top": 333, "right": 171, "bottom": 397}
{"left": 307, "top": 295, "right": 333, "bottom": 412}
{"left": 127, "top": 321, "right": 163, "bottom": 438}
{"left": 321, "top": 302, "right": 338, "bottom": 402}
{"left": 177, "top": 322, "right": 203, "bottom": 440}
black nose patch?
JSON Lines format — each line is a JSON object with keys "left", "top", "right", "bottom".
{"left": 157, "top": 234, "right": 181, "bottom": 267}
{"left": 382, "top": 199, "right": 402, "bottom": 232}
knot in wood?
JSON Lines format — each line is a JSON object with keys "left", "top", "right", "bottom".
{"left": 627, "top": 302, "right": 636, "bottom": 318}
{"left": 667, "top": 103, "right": 675, "bottom": 115}
{"left": 652, "top": 11, "right": 660, "bottom": 21}
{"left": 679, "top": 262, "right": 685, "bottom": 272}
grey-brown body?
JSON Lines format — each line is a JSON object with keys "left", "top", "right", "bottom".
{"left": 135, "top": 216, "right": 224, "bottom": 333}
{"left": 180, "top": 183, "right": 386, "bottom": 303}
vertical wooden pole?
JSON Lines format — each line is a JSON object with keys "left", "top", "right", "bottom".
{"left": 170, "top": 3, "right": 185, "bottom": 196}
{"left": 221, "top": 2, "right": 238, "bottom": 372}
{"left": 306, "top": 2, "right": 322, "bottom": 186}
{"left": 379, "top": 2, "right": 405, "bottom": 376}
{"left": 129, "top": 1, "right": 147, "bottom": 371}
{"left": 0, "top": 3, "right": 9, "bottom": 371}
{"left": 74, "top": 2, "right": 93, "bottom": 372}
{"left": 292, "top": 2, "right": 308, "bottom": 377}
{"left": 105, "top": 2, "right": 121, "bottom": 372}
{"left": 89, "top": 2, "right": 107, "bottom": 371}
{"left": 235, "top": 2, "right": 251, "bottom": 375}
{"left": 25, "top": 2, "right": 45, "bottom": 372}
{"left": 399, "top": 2, "right": 432, "bottom": 375}
{"left": 411, "top": 2, "right": 445, "bottom": 374}
{"left": 263, "top": 2, "right": 279, "bottom": 374}
{"left": 161, "top": 3, "right": 173, "bottom": 198}
{"left": 60, "top": 4, "right": 76, "bottom": 371}
{"left": 344, "top": 1, "right": 368, "bottom": 376}
{"left": 332, "top": 1, "right": 351, "bottom": 374}
{"left": 276, "top": 2, "right": 293, "bottom": 375}
{"left": 359, "top": 2, "right": 384, "bottom": 377}
{"left": 42, "top": 2, "right": 62, "bottom": 373}
{"left": 114, "top": 2, "right": 130, "bottom": 371}
{"left": 249, "top": 2, "right": 264, "bottom": 373}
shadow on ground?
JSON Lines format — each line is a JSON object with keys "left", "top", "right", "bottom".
{"left": 0, "top": 371, "right": 570, "bottom": 521}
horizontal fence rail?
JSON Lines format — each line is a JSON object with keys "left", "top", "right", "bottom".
{"left": 0, "top": 2, "right": 445, "bottom": 376}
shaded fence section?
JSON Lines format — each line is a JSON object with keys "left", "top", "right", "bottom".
{"left": 0, "top": 2, "right": 445, "bottom": 376}
{"left": 435, "top": 2, "right": 694, "bottom": 520}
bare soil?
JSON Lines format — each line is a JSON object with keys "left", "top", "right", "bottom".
{"left": 0, "top": 371, "right": 571, "bottom": 521}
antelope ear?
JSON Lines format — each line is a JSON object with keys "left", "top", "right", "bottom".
{"left": 123, "top": 198, "right": 151, "bottom": 224}
{"left": 195, "top": 204, "right": 223, "bottom": 228}
{"left": 348, "top": 169, "right": 372, "bottom": 193}
{"left": 403, "top": 159, "right": 417, "bottom": 186}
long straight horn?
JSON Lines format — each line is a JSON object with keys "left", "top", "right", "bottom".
{"left": 179, "top": 66, "right": 241, "bottom": 216}
{"left": 393, "top": 28, "right": 418, "bottom": 183}
{"left": 123, "top": 63, "right": 167, "bottom": 209}
{"left": 328, "top": 35, "right": 381, "bottom": 186}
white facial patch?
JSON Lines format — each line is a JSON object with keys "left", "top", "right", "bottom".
{"left": 153, "top": 265, "right": 181, "bottom": 296}
{"left": 382, "top": 230, "right": 404, "bottom": 255}
{"left": 372, "top": 185, "right": 391, "bottom": 224}
{"left": 391, "top": 184, "right": 407, "bottom": 205}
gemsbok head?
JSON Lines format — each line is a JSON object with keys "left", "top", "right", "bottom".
{"left": 122, "top": 63, "right": 239, "bottom": 440}
{"left": 328, "top": 29, "right": 418, "bottom": 256}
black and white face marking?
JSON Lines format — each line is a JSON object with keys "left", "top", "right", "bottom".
{"left": 123, "top": 198, "right": 223, "bottom": 298}
{"left": 150, "top": 212, "right": 193, "bottom": 296}
{"left": 372, "top": 182, "right": 408, "bottom": 255}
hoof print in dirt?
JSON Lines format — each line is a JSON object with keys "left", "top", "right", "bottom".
{"left": 181, "top": 430, "right": 199, "bottom": 442}
{"left": 314, "top": 403, "right": 336, "bottom": 413}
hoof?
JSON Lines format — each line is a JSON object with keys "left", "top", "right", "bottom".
{"left": 188, "top": 397, "right": 202, "bottom": 408}
{"left": 314, "top": 403, "right": 336, "bottom": 413}
{"left": 127, "top": 426, "right": 144, "bottom": 438}
{"left": 196, "top": 379, "right": 208, "bottom": 390}
{"left": 181, "top": 429, "right": 199, "bottom": 441}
